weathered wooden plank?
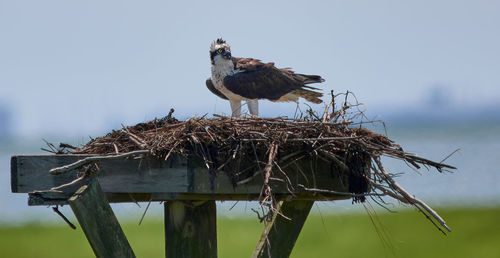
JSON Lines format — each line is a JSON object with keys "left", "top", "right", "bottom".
{"left": 191, "top": 154, "right": 349, "bottom": 195}
{"left": 14, "top": 154, "right": 355, "bottom": 205}
{"left": 12, "top": 154, "right": 188, "bottom": 193}
{"left": 69, "top": 178, "right": 135, "bottom": 258}
{"left": 29, "top": 191, "right": 74, "bottom": 206}
{"left": 164, "top": 201, "right": 217, "bottom": 258}
{"left": 10, "top": 156, "right": 18, "bottom": 193}
{"left": 252, "top": 200, "right": 314, "bottom": 258}
{"left": 12, "top": 155, "right": 83, "bottom": 193}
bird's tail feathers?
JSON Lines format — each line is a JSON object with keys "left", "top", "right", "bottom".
{"left": 291, "top": 89, "right": 323, "bottom": 104}
{"left": 296, "top": 74, "right": 325, "bottom": 84}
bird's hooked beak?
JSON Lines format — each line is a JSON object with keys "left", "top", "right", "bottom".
{"left": 222, "top": 51, "right": 231, "bottom": 60}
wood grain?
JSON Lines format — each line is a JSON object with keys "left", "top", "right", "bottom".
{"left": 12, "top": 154, "right": 188, "bottom": 193}
{"left": 69, "top": 178, "right": 135, "bottom": 258}
{"left": 13, "top": 154, "right": 356, "bottom": 205}
{"left": 252, "top": 200, "right": 314, "bottom": 258}
{"left": 164, "top": 201, "right": 217, "bottom": 258}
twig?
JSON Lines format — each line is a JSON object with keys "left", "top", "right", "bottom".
{"left": 229, "top": 201, "right": 239, "bottom": 211}
{"left": 164, "top": 141, "right": 181, "bottom": 161}
{"left": 122, "top": 124, "right": 148, "bottom": 148}
{"left": 440, "top": 148, "right": 460, "bottom": 164}
{"left": 236, "top": 169, "right": 263, "bottom": 185}
{"left": 49, "top": 150, "right": 150, "bottom": 175}
{"left": 139, "top": 200, "right": 152, "bottom": 226}
{"left": 263, "top": 143, "right": 278, "bottom": 185}
{"left": 373, "top": 159, "right": 451, "bottom": 233}
{"left": 59, "top": 143, "right": 77, "bottom": 150}
{"left": 322, "top": 100, "right": 333, "bottom": 123}
{"left": 298, "top": 184, "right": 385, "bottom": 197}
{"left": 113, "top": 143, "right": 119, "bottom": 154}
{"left": 53, "top": 206, "right": 77, "bottom": 230}
{"left": 273, "top": 161, "right": 295, "bottom": 192}
{"left": 42, "top": 139, "right": 57, "bottom": 153}
{"left": 286, "top": 136, "right": 358, "bottom": 142}
{"left": 51, "top": 176, "right": 89, "bottom": 190}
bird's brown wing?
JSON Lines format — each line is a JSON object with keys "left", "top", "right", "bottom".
{"left": 232, "top": 57, "right": 265, "bottom": 71}
{"left": 224, "top": 58, "right": 304, "bottom": 101}
{"left": 206, "top": 78, "right": 228, "bottom": 100}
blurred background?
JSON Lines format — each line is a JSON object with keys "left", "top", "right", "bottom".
{"left": 1, "top": 0, "right": 499, "bottom": 257}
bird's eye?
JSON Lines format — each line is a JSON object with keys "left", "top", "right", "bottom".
{"left": 217, "top": 49, "right": 223, "bottom": 54}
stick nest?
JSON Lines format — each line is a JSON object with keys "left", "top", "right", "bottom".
{"left": 58, "top": 92, "right": 455, "bottom": 233}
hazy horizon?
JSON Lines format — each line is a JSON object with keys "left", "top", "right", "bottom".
{"left": 1, "top": 1, "right": 499, "bottom": 137}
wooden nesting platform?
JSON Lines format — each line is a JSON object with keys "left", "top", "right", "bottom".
{"left": 11, "top": 153, "right": 361, "bottom": 258}
{"left": 12, "top": 154, "right": 353, "bottom": 205}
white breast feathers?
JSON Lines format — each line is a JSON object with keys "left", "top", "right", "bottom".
{"left": 211, "top": 56, "right": 244, "bottom": 100}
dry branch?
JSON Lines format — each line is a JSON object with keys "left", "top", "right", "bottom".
{"left": 49, "top": 150, "right": 150, "bottom": 175}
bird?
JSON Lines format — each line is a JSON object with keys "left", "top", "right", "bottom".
{"left": 206, "top": 38, "right": 325, "bottom": 117}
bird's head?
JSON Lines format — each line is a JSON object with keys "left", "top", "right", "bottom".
{"left": 210, "top": 38, "right": 232, "bottom": 65}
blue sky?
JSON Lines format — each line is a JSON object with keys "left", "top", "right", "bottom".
{"left": 1, "top": 0, "right": 499, "bottom": 137}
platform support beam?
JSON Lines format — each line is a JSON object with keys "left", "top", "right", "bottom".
{"left": 164, "top": 201, "right": 217, "bottom": 258}
{"left": 252, "top": 200, "right": 314, "bottom": 258}
{"left": 69, "top": 178, "right": 135, "bottom": 258}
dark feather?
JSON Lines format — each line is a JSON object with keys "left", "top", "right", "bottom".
{"left": 206, "top": 78, "right": 228, "bottom": 100}
{"left": 223, "top": 58, "right": 324, "bottom": 101}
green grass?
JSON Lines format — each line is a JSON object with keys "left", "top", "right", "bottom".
{"left": 0, "top": 207, "right": 499, "bottom": 257}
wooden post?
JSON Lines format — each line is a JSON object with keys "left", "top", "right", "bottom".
{"left": 69, "top": 178, "right": 135, "bottom": 258}
{"left": 252, "top": 200, "right": 314, "bottom": 258}
{"left": 164, "top": 201, "right": 217, "bottom": 258}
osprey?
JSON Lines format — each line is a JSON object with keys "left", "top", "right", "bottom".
{"left": 206, "top": 38, "right": 324, "bottom": 117}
